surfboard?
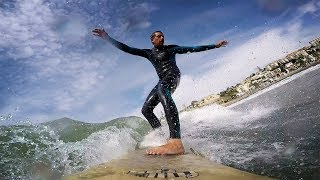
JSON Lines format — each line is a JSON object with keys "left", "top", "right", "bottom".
{"left": 65, "top": 148, "right": 273, "bottom": 180}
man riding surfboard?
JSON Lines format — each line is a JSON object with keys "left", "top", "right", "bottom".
{"left": 92, "top": 29, "right": 228, "bottom": 155}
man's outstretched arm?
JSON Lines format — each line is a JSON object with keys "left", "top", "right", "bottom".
{"left": 171, "top": 40, "right": 228, "bottom": 54}
{"left": 92, "top": 28, "right": 149, "bottom": 58}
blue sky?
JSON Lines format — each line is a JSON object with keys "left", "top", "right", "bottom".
{"left": 0, "top": 0, "right": 319, "bottom": 125}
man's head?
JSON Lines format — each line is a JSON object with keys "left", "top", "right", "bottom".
{"left": 150, "top": 31, "right": 164, "bottom": 48}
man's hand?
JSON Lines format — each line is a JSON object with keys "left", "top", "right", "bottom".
{"left": 92, "top": 28, "right": 108, "bottom": 39}
{"left": 215, "top": 40, "right": 228, "bottom": 48}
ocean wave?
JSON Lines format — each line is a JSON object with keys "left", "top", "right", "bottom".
{"left": 0, "top": 116, "right": 150, "bottom": 179}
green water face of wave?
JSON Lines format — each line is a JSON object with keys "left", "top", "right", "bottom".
{"left": 43, "top": 116, "right": 151, "bottom": 142}
{"left": 0, "top": 116, "right": 151, "bottom": 179}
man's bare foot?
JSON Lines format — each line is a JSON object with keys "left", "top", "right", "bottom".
{"left": 146, "top": 139, "right": 185, "bottom": 155}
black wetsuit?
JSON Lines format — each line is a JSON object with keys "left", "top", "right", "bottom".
{"left": 106, "top": 36, "right": 217, "bottom": 138}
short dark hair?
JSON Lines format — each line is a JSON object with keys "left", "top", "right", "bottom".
{"left": 150, "top": 31, "right": 163, "bottom": 40}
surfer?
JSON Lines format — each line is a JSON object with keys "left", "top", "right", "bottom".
{"left": 92, "top": 29, "right": 228, "bottom": 155}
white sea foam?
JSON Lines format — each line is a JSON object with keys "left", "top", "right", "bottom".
{"left": 138, "top": 102, "right": 276, "bottom": 162}
{"left": 139, "top": 127, "right": 168, "bottom": 148}
{"left": 179, "top": 104, "right": 275, "bottom": 131}
{"left": 73, "top": 127, "right": 137, "bottom": 167}
{"left": 49, "top": 126, "right": 139, "bottom": 174}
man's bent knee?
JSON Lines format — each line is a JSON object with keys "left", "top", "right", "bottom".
{"left": 141, "top": 106, "right": 152, "bottom": 117}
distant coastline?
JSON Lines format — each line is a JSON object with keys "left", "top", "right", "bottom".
{"left": 182, "top": 37, "right": 320, "bottom": 111}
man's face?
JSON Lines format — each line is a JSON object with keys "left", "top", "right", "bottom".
{"left": 152, "top": 32, "right": 164, "bottom": 47}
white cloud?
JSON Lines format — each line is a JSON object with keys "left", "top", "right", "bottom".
{"left": 298, "top": 1, "right": 319, "bottom": 14}
{"left": 297, "top": 0, "right": 320, "bottom": 18}
{"left": 109, "top": 2, "right": 156, "bottom": 37}
{"left": 56, "top": 17, "right": 88, "bottom": 44}
{"left": 0, "top": 0, "right": 58, "bottom": 55}
{"left": 0, "top": 0, "right": 119, "bottom": 121}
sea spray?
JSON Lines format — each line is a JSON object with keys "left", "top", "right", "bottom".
{"left": 139, "top": 127, "right": 168, "bottom": 148}
{"left": 139, "top": 103, "right": 276, "bottom": 163}
{"left": 0, "top": 116, "right": 151, "bottom": 179}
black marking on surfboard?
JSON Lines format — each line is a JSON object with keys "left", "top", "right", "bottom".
{"left": 127, "top": 168, "right": 199, "bottom": 178}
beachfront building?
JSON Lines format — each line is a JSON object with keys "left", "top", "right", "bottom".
{"left": 307, "top": 37, "right": 320, "bottom": 60}
{"left": 309, "top": 37, "right": 320, "bottom": 47}
{"left": 236, "top": 81, "right": 251, "bottom": 95}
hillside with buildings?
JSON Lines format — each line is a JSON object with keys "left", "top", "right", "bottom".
{"left": 183, "top": 37, "right": 320, "bottom": 111}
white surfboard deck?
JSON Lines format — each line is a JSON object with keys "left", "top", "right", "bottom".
{"left": 65, "top": 148, "right": 273, "bottom": 180}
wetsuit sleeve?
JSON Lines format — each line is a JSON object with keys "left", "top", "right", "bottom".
{"left": 170, "top": 44, "right": 217, "bottom": 54}
{"left": 105, "top": 36, "right": 149, "bottom": 58}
